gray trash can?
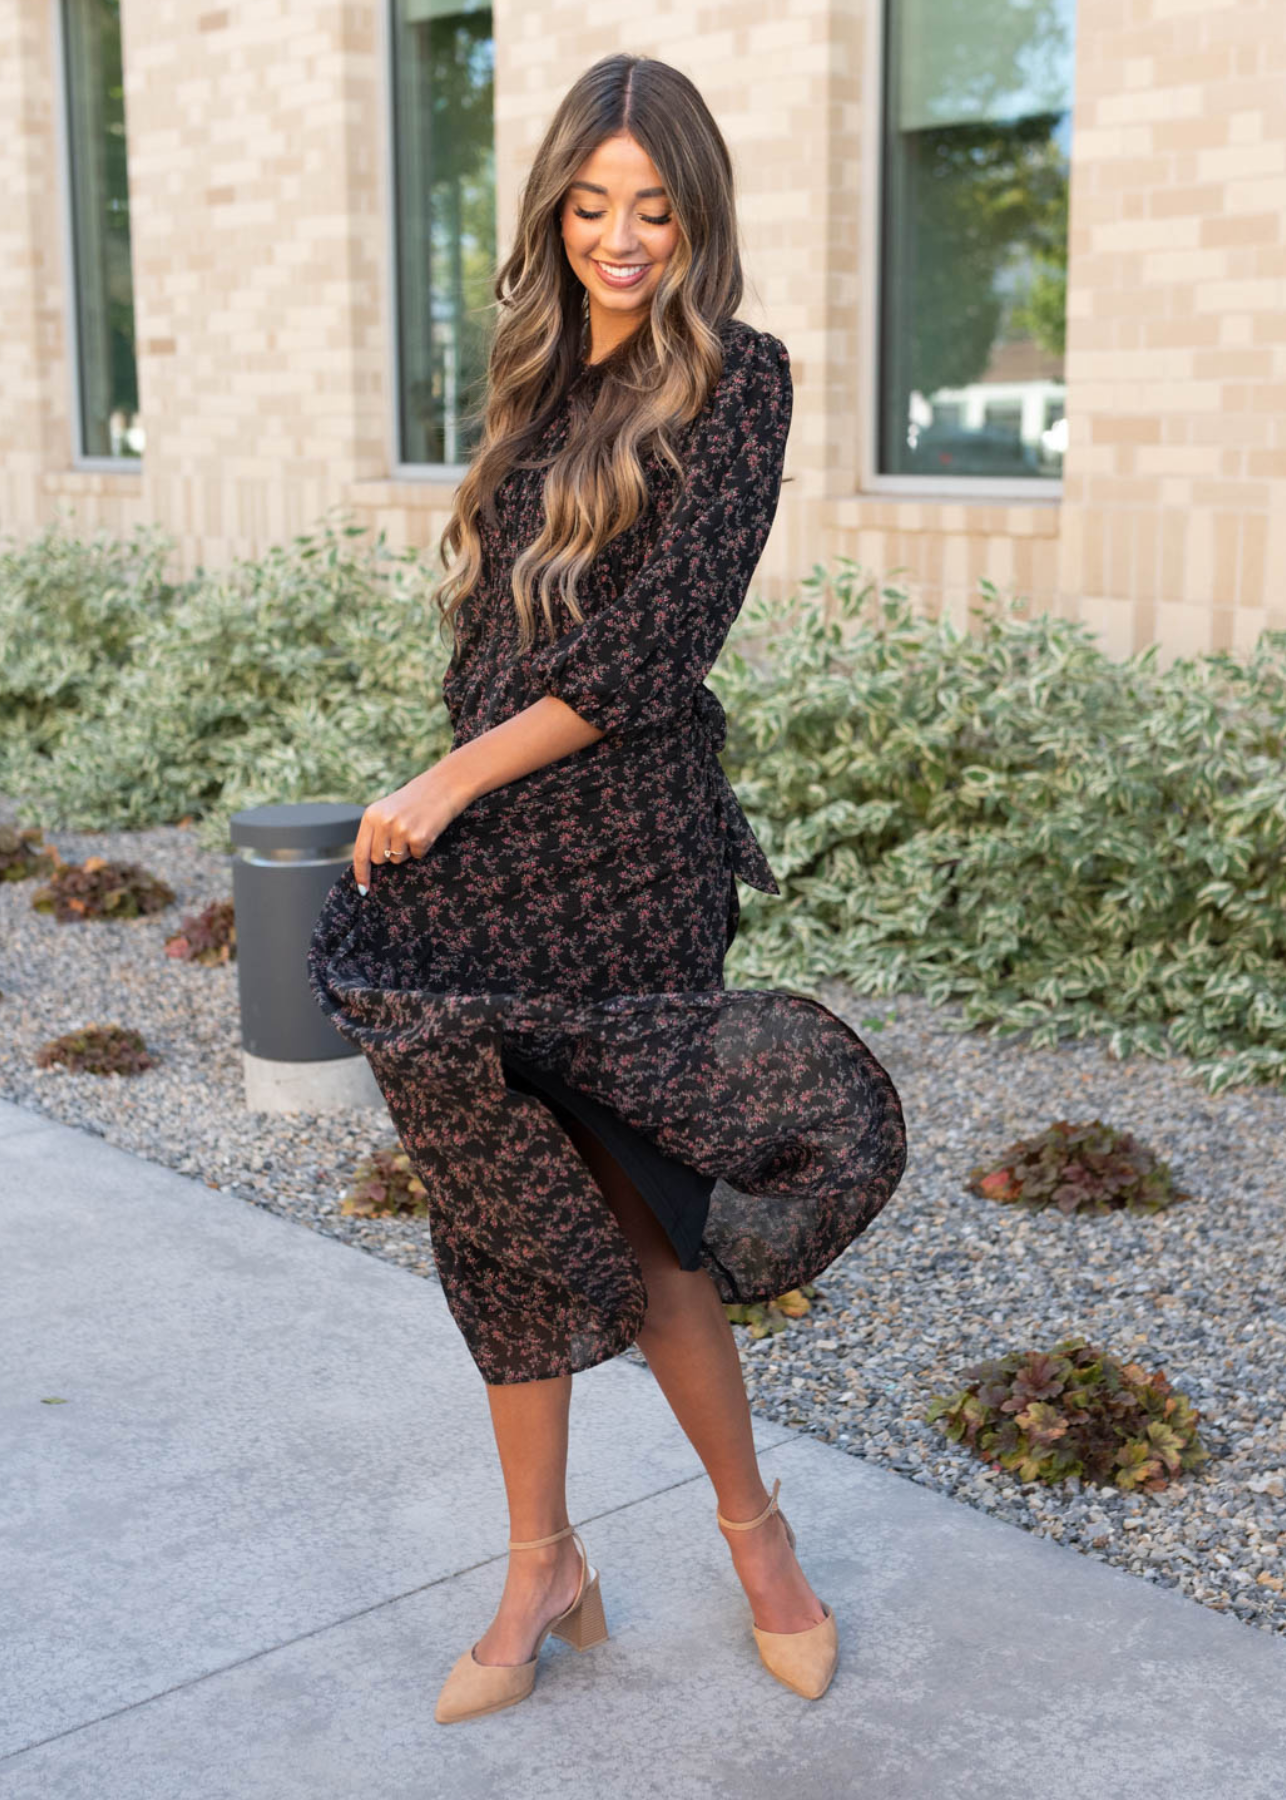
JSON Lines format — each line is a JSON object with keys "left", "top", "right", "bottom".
{"left": 229, "top": 801, "right": 383, "bottom": 1114}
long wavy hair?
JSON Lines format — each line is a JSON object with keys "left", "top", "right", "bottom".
{"left": 434, "top": 53, "right": 745, "bottom": 655}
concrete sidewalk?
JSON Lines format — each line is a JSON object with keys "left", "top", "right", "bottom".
{"left": 1, "top": 1096, "right": 1282, "bottom": 1800}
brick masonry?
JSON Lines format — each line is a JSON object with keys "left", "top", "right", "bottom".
{"left": 1, "top": 0, "right": 1282, "bottom": 661}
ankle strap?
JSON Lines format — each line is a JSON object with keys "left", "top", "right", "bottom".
{"left": 508, "top": 1522, "right": 576, "bottom": 1549}
{"left": 716, "top": 1475, "right": 781, "bottom": 1532}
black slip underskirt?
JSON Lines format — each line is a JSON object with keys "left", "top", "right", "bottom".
{"left": 499, "top": 1048, "right": 715, "bottom": 1273}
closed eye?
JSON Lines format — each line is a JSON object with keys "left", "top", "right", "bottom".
{"left": 574, "top": 206, "right": 672, "bottom": 227}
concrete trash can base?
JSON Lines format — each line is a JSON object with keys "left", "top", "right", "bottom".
{"left": 241, "top": 1048, "right": 386, "bottom": 1116}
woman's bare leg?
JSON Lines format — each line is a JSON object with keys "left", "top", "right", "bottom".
{"left": 561, "top": 1116, "right": 826, "bottom": 1634}
{"left": 470, "top": 1372, "right": 586, "bottom": 1665}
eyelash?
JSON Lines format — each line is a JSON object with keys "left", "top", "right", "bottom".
{"left": 573, "top": 206, "right": 672, "bottom": 226}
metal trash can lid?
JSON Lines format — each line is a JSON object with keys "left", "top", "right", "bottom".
{"left": 229, "top": 801, "right": 366, "bottom": 852}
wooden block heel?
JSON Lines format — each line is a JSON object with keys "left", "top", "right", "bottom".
{"left": 550, "top": 1567, "right": 609, "bottom": 1650}
{"left": 434, "top": 1521, "right": 608, "bottom": 1724}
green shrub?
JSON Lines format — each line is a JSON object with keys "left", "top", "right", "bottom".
{"left": 0, "top": 516, "right": 177, "bottom": 788}
{"left": 720, "top": 561, "right": 1286, "bottom": 1096}
{"left": 31, "top": 857, "right": 175, "bottom": 922}
{"left": 164, "top": 898, "right": 236, "bottom": 964}
{"left": 4, "top": 518, "right": 1285, "bottom": 1098}
{"left": 0, "top": 824, "right": 57, "bottom": 883}
{"left": 926, "top": 1334, "right": 1209, "bottom": 1492}
{"left": 968, "top": 1118, "right": 1190, "bottom": 1215}
{"left": 5, "top": 511, "right": 450, "bottom": 847}
{"left": 36, "top": 1025, "right": 155, "bottom": 1076}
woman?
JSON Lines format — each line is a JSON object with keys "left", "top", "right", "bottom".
{"left": 308, "top": 53, "right": 907, "bottom": 1721}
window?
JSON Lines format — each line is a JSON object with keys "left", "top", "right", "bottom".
{"left": 60, "top": 0, "right": 141, "bottom": 460}
{"left": 878, "top": 0, "right": 1076, "bottom": 483}
{"left": 389, "top": 0, "right": 495, "bottom": 469}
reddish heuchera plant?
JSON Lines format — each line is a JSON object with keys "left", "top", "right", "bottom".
{"left": 968, "top": 1118, "right": 1189, "bottom": 1215}
{"left": 341, "top": 1146, "right": 428, "bottom": 1218}
{"left": 0, "top": 824, "right": 59, "bottom": 883}
{"left": 927, "top": 1335, "right": 1209, "bottom": 1492}
{"left": 165, "top": 899, "right": 236, "bottom": 965}
{"left": 31, "top": 856, "right": 175, "bottom": 923}
{"left": 36, "top": 1025, "right": 155, "bottom": 1076}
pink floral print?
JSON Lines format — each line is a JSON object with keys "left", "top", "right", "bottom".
{"left": 309, "top": 319, "right": 907, "bottom": 1384}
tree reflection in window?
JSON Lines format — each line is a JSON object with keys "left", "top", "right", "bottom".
{"left": 391, "top": 0, "right": 495, "bottom": 468}
{"left": 62, "top": 0, "right": 141, "bottom": 460}
{"left": 880, "top": 0, "right": 1076, "bottom": 480}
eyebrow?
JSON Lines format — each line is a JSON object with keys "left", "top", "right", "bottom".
{"left": 569, "top": 181, "right": 668, "bottom": 199}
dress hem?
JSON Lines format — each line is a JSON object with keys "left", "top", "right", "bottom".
{"left": 309, "top": 866, "right": 909, "bottom": 1386}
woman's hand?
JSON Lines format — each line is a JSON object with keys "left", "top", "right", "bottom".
{"left": 352, "top": 762, "right": 471, "bottom": 893}
{"left": 352, "top": 696, "right": 603, "bottom": 893}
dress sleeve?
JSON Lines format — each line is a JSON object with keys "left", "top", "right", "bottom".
{"left": 526, "top": 327, "right": 793, "bottom": 739}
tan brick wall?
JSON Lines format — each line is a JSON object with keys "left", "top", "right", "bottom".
{"left": 113, "top": 0, "right": 397, "bottom": 566}
{"left": 489, "top": 0, "right": 835, "bottom": 606}
{"left": 0, "top": 0, "right": 138, "bottom": 536}
{"left": 1057, "top": 0, "right": 1286, "bottom": 657}
{"left": 807, "top": 0, "right": 1069, "bottom": 636}
{"left": 1, "top": 0, "right": 1282, "bottom": 659}
{"left": 0, "top": 0, "right": 461, "bottom": 570}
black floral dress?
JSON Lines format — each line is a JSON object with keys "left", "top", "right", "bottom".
{"left": 308, "top": 318, "right": 907, "bottom": 1385}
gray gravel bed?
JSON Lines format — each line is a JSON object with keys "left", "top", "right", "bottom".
{"left": 2, "top": 807, "right": 1283, "bottom": 1637}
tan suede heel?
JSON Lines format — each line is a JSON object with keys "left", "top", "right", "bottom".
{"left": 717, "top": 1475, "right": 838, "bottom": 1700}
{"left": 433, "top": 1521, "right": 609, "bottom": 1724}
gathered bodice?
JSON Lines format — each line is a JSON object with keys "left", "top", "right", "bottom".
{"left": 438, "top": 317, "right": 793, "bottom": 895}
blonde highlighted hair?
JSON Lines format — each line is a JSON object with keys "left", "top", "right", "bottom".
{"left": 435, "top": 52, "right": 745, "bottom": 655}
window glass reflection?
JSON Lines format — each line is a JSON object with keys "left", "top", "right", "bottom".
{"left": 390, "top": 0, "right": 495, "bottom": 467}
{"left": 62, "top": 0, "right": 141, "bottom": 460}
{"left": 879, "top": 0, "right": 1076, "bottom": 480}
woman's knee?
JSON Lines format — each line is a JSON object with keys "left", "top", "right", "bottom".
{"left": 636, "top": 1258, "right": 713, "bottom": 1332}
{"left": 561, "top": 1116, "right": 679, "bottom": 1264}
{"left": 556, "top": 1113, "right": 724, "bottom": 1333}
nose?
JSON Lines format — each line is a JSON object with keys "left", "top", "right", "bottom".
{"left": 597, "top": 213, "right": 642, "bottom": 259}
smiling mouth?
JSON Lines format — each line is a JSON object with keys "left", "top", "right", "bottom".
{"left": 592, "top": 260, "right": 650, "bottom": 286}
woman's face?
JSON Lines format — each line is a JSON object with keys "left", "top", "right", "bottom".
{"left": 560, "top": 132, "right": 680, "bottom": 342}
